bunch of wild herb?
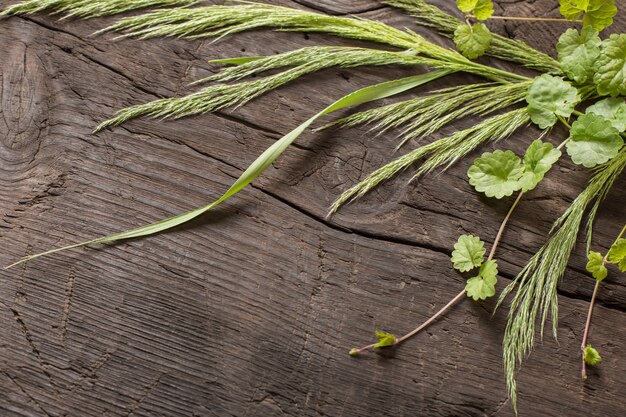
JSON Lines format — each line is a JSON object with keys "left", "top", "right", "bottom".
{"left": 2, "top": 0, "right": 624, "bottom": 413}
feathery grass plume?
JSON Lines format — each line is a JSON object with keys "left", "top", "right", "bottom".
{"left": 100, "top": 3, "right": 424, "bottom": 50}
{"left": 331, "top": 81, "right": 531, "bottom": 147}
{"left": 385, "top": 0, "right": 562, "bottom": 74}
{"left": 100, "top": 3, "right": 529, "bottom": 84}
{"left": 97, "top": 43, "right": 527, "bottom": 131}
{"left": 200, "top": 46, "right": 431, "bottom": 84}
{"left": 328, "top": 108, "right": 530, "bottom": 214}
{"left": 0, "top": 0, "right": 200, "bottom": 18}
{"left": 498, "top": 149, "right": 626, "bottom": 411}
{"left": 95, "top": 47, "right": 440, "bottom": 131}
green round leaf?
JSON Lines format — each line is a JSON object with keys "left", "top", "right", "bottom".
{"left": 373, "top": 331, "right": 397, "bottom": 348}
{"left": 566, "top": 113, "right": 624, "bottom": 167}
{"left": 585, "top": 97, "right": 626, "bottom": 132}
{"left": 519, "top": 139, "right": 562, "bottom": 192}
{"left": 526, "top": 74, "right": 580, "bottom": 129}
{"left": 468, "top": 150, "right": 524, "bottom": 199}
{"left": 583, "top": 344, "right": 602, "bottom": 366}
{"left": 586, "top": 250, "right": 608, "bottom": 281}
{"left": 556, "top": 27, "right": 601, "bottom": 85}
{"left": 454, "top": 23, "right": 492, "bottom": 59}
{"left": 456, "top": 0, "right": 494, "bottom": 20}
{"left": 607, "top": 238, "right": 626, "bottom": 271}
{"left": 451, "top": 234, "right": 486, "bottom": 272}
{"left": 465, "top": 260, "right": 498, "bottom": 301}
{"left": 559, "top": 0, "right": 617, "bottom": 31}
{"left": 593, "top": 34, "right": 626, "bottom": 97}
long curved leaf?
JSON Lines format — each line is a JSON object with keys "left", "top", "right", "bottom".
{"left": 7, "top": 69, "right": 451, "bottom": 268}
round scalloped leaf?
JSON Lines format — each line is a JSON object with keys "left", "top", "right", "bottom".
{"left": 586, "top": 251, "right": 608, "bottom": 281}
{"left": 607, "top": 238, "right": 626, "bottom": 271}
{"left": 556, "top": 27, "right": 601, "bottom": 84}
{"left": 566, "top": 113, "right": 623, "bottom": 167}
{"left": 585, "top": 97, "right": 626, "bottom": 132}
{"left": 465, "top": 260, "right": 498, "bottom": 301}
{"left": 559, "top": 0, "right": 617, "bottom": 31}
{"left": 526, "top": 74, "right": 580, "bottom": 129}
{"left": 519, "top": 140, "right": 562, "bottom": 192}
{"left": 468, "top": 150, "right": 524, "bottom": 198}
{"left": 593, "top": 34, "right": 626, "bottom": 97}
{"left": 451, "top": 234, "right": 486, "bottom": 272}
{"left": 583, "top": 344, "right": 602, "bottom": 366}
{"left": 456, "top": 0, "right": 494, "bottom": 20}
{"left": 454, "top": 23, "right": 492, "bottom": 59}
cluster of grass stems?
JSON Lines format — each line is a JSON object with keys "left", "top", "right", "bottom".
{"left": 1, "top": 0, "right": 624, "bottom": 413}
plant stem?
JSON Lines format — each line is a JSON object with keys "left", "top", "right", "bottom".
{"left": 488, "top": 191, "right": 524, "bottom": 261}
{"left": 557, "top": 115, "right": 572, "bottom": 130}
{"left": 395, "top": 289, "right": 466, "bottom": 344}
{"left": 351, "top": 191, "right": 525, "bottom": 355}
{"left": 581, "top": 224, "right": 626, "bottom": 380}
{"left": 488, "top": 15, "right": 582, "bottom": 23}
{"left": 581, "top": 279, "right": 600, "bottom": 381}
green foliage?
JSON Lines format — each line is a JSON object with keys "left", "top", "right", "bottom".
{"left": 465, "top": 260, "right": 498, "bottom": 301}
{"left": 100, "top": 3, "right": 423, "bottom": 50}
{"left": 331, "top": 81, "right": 530, "bottom": 147}
{"left": 585, "top": 98, "right": 626, "bottom": 132}
{"left": 526, "top": 74, "right": 580, "bottom": 129}
{"left": 451, "top": 235, "right": 486, "bottom": 272}
{"left": 468, "top": 150, "right": 524, "bottom": 199}
{"left": 0, "top": 0, "right": 200, "bottom": 18}
{"left": 468, "top": 140, "right": 561, "bottom": 197}
{"left": 500, "top": 150, "right": 626, "bottom": 410}
{"left": 593, "top": 34, "right": 626, "bottom": 96}
{"left": 556, "top": 27, "right": 601, "bottom": 85}
{"left": 2, "top": 0, "right": 625, "bottom": 411}
{"left": 559, "top": 0, "right": 617, "bottom": 31}
{"left": 607, "top": 238, "right": 626, "bottom": 271}
{"left": 373, "top": 331, "right": 397, "bottom": 348}
{"left": 329, "top": 109, "right": 530, "bottom": 214}
{"left": 456, "top": 0, "right": 494, "bottom": 20}
{"left": 387, "top": 0, "right": 561, "bottom": 73}
{"left": 586, "top": 251, "right": 608, "bottom": 281}
{"left": 454, "top": 23, "right": 492, "bottom": 59}
{"left": 566, "top": 113, "right": 624, "bottom": 168}
{"left": 95, "top": 47, "right": 441, "bottom": 130}
{"left": 520, "top": 140, "right": 561, "bottom": 192}
{"left": 583, "top": 344, "right": 603, "bottom": 366}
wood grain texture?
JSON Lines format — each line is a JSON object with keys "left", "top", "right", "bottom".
{"left": 0, "top": 1, "right": 625, "bottom": 416}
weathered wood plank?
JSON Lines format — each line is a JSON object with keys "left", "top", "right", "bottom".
{"left": 0, "top": 1, "right": 624, "bottom": 416}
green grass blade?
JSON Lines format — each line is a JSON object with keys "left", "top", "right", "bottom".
{"left": 7, "top": 69, "right": 450, "bottom": 268}
{"left": 208, "top": 56, "right": 266, "bottom": 65}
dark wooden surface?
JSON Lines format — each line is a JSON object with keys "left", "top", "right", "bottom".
{"left": 1, "top": 1, "right": 625, "bottom": 416}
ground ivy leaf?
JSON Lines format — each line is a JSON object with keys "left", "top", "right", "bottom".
{"left": 583, "top": 344, "right": 602, "bottom": 366}
{"left": 556, "top": 27, "right": 601, "bottom": 85}
{"left": 586, "top": 250, "right": 608, "bottom": 281}
{"left": 526, "top": 74, "right": 580, "bottom": 129}
{"left": 607, "top": 238, "right": 626, "bottom": 271}
{"left": 566, "top": 113, "right": 623, "bottom": 167}
{"left": 594, "top": 34, "right": 626, "bottom": 96}
{"left": 451, "top": 234, "right": 486, "bottom": 272}
{"left": 585, "top": 98, "right": 626, "bottom": 132}
{"left": 456, "top": 0, "right": 494, "bottom": 20}
{"left": 559, "top": 0, "right": 617, "bottom": 31}
{"left": 468, "top": 150, "right": 524, "bottom": 198}
{"left": 465, "top": 260, "right": 498, "bottom": 301}
{"left": 454, "top": 23, "right": 492, "bottom": 59}
{"left": 519, "top": 139, "right": 562, "bottom": 192}
{"left": 373, "top": 331, "right": 397, "bottom": 348}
